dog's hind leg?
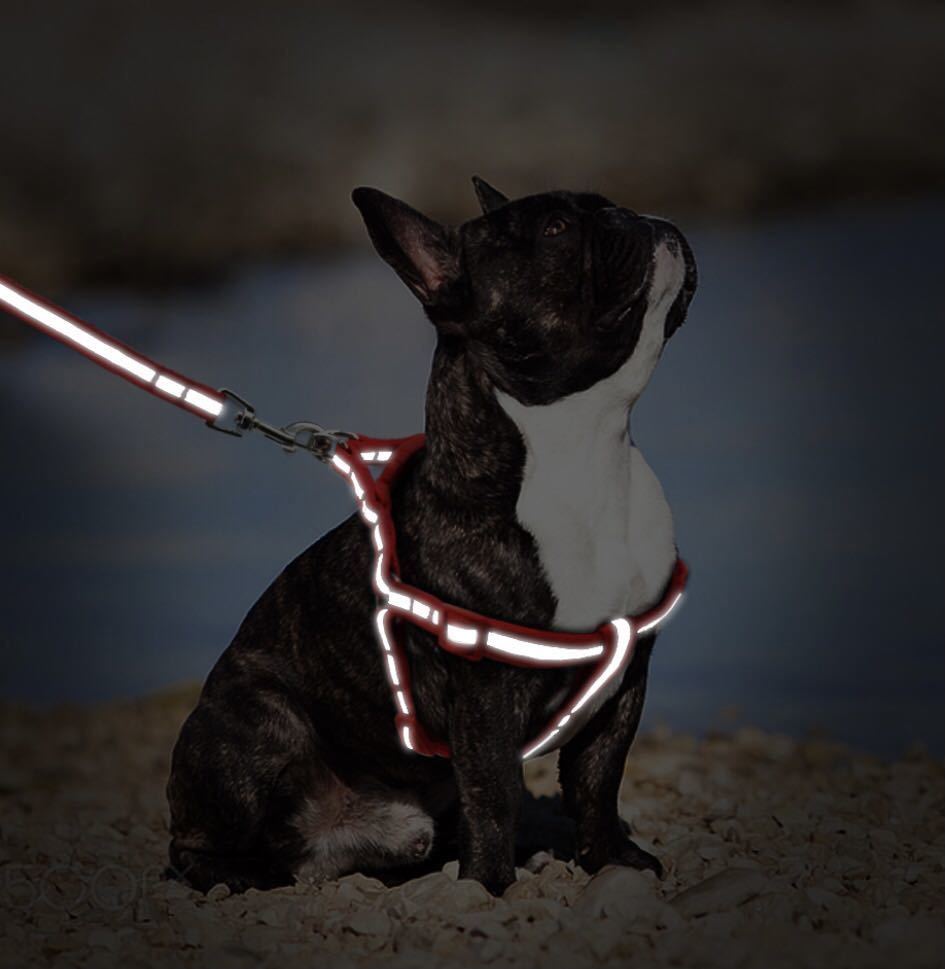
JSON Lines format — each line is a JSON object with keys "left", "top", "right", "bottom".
{"left": 167, "top": 678, "right": 319, "bottom": 893}
{"left": 292, "top": 782, "right": 435, "bottom": 886}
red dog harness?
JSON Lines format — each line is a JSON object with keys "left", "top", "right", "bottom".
{"left": 330, "top": 435, "right": 688, "bottom": 762}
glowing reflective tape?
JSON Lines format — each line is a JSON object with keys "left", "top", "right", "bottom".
{"left": 385, "top": 653, "right": 401, "bottom": 686}
{"left": 0, "top": 280, "right": 156, "bottom": 382}
{"left": 155, "top": 375, "right": 185, "bottom": 397}
{"left": 431, "top": 610, "right": 441, "bottom": 626}
{"left": 376, "top": 450, "right": 393, "bottom": 462}
{"left": 485, "top": 630, "right": 604, "bottom": 663}
{"left": 637, "top": 592, "right": 683, "bottom": 635}
{"left": 401, "top": 723, "right": 415, "bottom": 751}
{"left": 361, "top": 451, "right": 377, "bottom": 461}
{"left": 372, "top": 526, "right": 384, "bottom": 551}
{"left": 521, "top": 733, "right": 551, "bottom": 761}
{"left": 375, "top": 608, "right": 392, "bottom": 649}
{"left": 362, "top": 505, "right": 379, "bottom": 525}
{"left": 183, "top": 387, "right": 224, "bottom": 417}
{"left": 351, "top": 476, "right": 365, "bottom": 499}
{"left": 445, "top": 623, "right": 478, "bottom": 646}
{"left": 395, "top": 690, "right": 410, "bottom": 715}
{"left": 519, "top": 726, "right": 559, "bottom": 760}
{"left": 521, "top": 713, "right": 570, "bottom": 761}
{"left": 411, "top": 600, "right": 431, "bottom": 620}
{"left": 374, "top": 554, "right": 391, "bottom": 595}
{"left": 571, "top": 618, "right": 634, "bottom": 715}
{"left": 388, "top": 590, "right": 412, "bottom": 611}
{"left": 331, "top": 454, "right": 351, "bottom": 475}
{"left": 521, "top": 618, "right": 636, "bottom": 761}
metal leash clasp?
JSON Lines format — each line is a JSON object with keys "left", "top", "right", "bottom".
{"left": 209, "top": 389, "right": 356, "bottom": 462}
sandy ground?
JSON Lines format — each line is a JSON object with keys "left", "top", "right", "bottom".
{"left": 1, "top": 0, "right": 943, "bottom": 290}
{"left": 0, "top": 686, "right": 942, "bottom": 969}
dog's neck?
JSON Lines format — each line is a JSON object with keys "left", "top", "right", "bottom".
{"left": 421, "top": 332, "right": 655, "bottom": 493}
{"left": 419, "top": 332, "right": 675, "bottom": 628}
{"left": 420, "top": 340, "right": 529, "bottom": 511}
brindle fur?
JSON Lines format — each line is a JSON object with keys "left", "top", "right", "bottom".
{"left": 167, "top": 180, "right": 696, "bottom": 896}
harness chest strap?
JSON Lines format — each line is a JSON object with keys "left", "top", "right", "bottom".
{"left": 329, "top": 435, "right": 688, "bottom": 762}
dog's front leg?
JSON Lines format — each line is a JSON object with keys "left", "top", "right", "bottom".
{"left": 449, "top": 691, "right": 524, "bottom": 895}
{"left": 558, "top": 640, "right": 662, "bottom": 876}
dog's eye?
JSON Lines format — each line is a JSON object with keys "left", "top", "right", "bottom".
{"left": 543, "top": 217, "right": 569, "bottom": 238}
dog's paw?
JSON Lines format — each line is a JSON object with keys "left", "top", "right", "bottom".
{"left": 386, "top": 803, "right": 435, "bottom": 863}
{"left": 608, "top": 837, "right": 663, "bottom": 878}
{"left": 460, "top": 863, "right": 516, "bottom": 898}
{"left": 578, "top": 824, "right": 663, "bottom": 878}
{"left": 294, "top": 857, "right": 336, "bottom": 888}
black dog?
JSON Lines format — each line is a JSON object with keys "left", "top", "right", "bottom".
{"left": 167, "top": 178, "right": 696, "bottom": 896}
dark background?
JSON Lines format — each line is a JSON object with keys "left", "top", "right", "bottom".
{"left": 1, "top": 0, "right": 943, "bottom": 756}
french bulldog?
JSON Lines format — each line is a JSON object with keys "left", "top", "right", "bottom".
{"left": 167, "top": 178, "right": 697, "bottom": 896}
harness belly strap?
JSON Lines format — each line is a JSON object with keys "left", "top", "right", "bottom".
{"left": 330, "top": 436, "right": 688, "bottom": 762}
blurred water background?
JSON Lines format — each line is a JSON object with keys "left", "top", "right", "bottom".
{"left": 1, "top": 1, "right": 942, "bottom": 756}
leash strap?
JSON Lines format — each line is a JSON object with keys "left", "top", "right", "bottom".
{"left": 0, "top": 274, "right": 355, "bottom": 459}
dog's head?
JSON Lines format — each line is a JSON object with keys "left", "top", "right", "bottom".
{"left": 353, "top": 178, "right": 696, "bottom": 406}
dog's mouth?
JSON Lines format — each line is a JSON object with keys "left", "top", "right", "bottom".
{"left": 661, "top": 226, "right": 698, "bottom": 338}
{"left": 589, "top": 209, "right": 655, "bottom": 334}
{"left": 591, "top": 213, "right": 696, "bottom": 339}
{"left": 591, "top": 271, "right": 652, "bottom": 334}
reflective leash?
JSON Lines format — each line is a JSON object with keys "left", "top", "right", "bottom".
{"left": 0, "top": 275, "right": 355, "bottom": 460}
{"left": 0, "top": 273, "right": 687, "bottom": 761}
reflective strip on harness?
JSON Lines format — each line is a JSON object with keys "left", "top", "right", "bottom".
{"left": 330, "top": 436, "right": 688, "bottom": 762}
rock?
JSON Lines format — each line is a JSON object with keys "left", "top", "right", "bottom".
{"left": 86, "top": 928, "right": 119, "bottom": 951}
{"left": 399, "top": 871, "right": 452, "bottom": 903}
{"left": 574, "top": 866, "right": 656, "bottom": 918}
{"left": 472, "top": 936, "right": 505, "bottom": 963}
{"left": 452, "top": 911, "right": 511, "bottom": 939}
{"left": 449, "top": 878, "right": 495, "bottom": 911}
{"left": 742, "top": 891, "right": 799, "bottom": 922}
{"left": 503, "top": 877, "right": 542, "bottom": 902}
{"left": 523, "top": 850, "right": 555, "bottom": 874}
{"left": 347, "top": 908, "right": 392, "bottom": 937}
{"left": 805, "top": 887, "right": 843, "bottom": 913}
{"left": 874, "top": 915, "right": 945, "bottom": 953}
{"left": 506, "top": 896, "right": 566, "bottom": 923}
{"left": 254, "top": 906, "right": 286, "bottom": 927}
{"left": 587, "top": 917, "right": 629, "bottom": 959}
{"left": 677, "top": 770, "right": 703, "bottom": 796}
{"left": 535, "top": 859, "right": 572, "bottom": 883}
{"left": 206, "top": 883, "right": 231, "bottom": 902}
{"left": 670, "top": 867, "right": 770, "bottom": 918}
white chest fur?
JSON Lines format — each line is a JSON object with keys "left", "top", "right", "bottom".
{"left": 495, "top": 239, "right": 683, "bottom": 631}
{"left": 498, "top": 387, "right": 676, "bottom": 630}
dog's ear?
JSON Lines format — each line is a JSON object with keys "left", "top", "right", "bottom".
{"left": 352, "top": 187, "right": 459, "bottom": 306}
{"left": 471, "top": 175, "right": 508, "bottom": 214}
